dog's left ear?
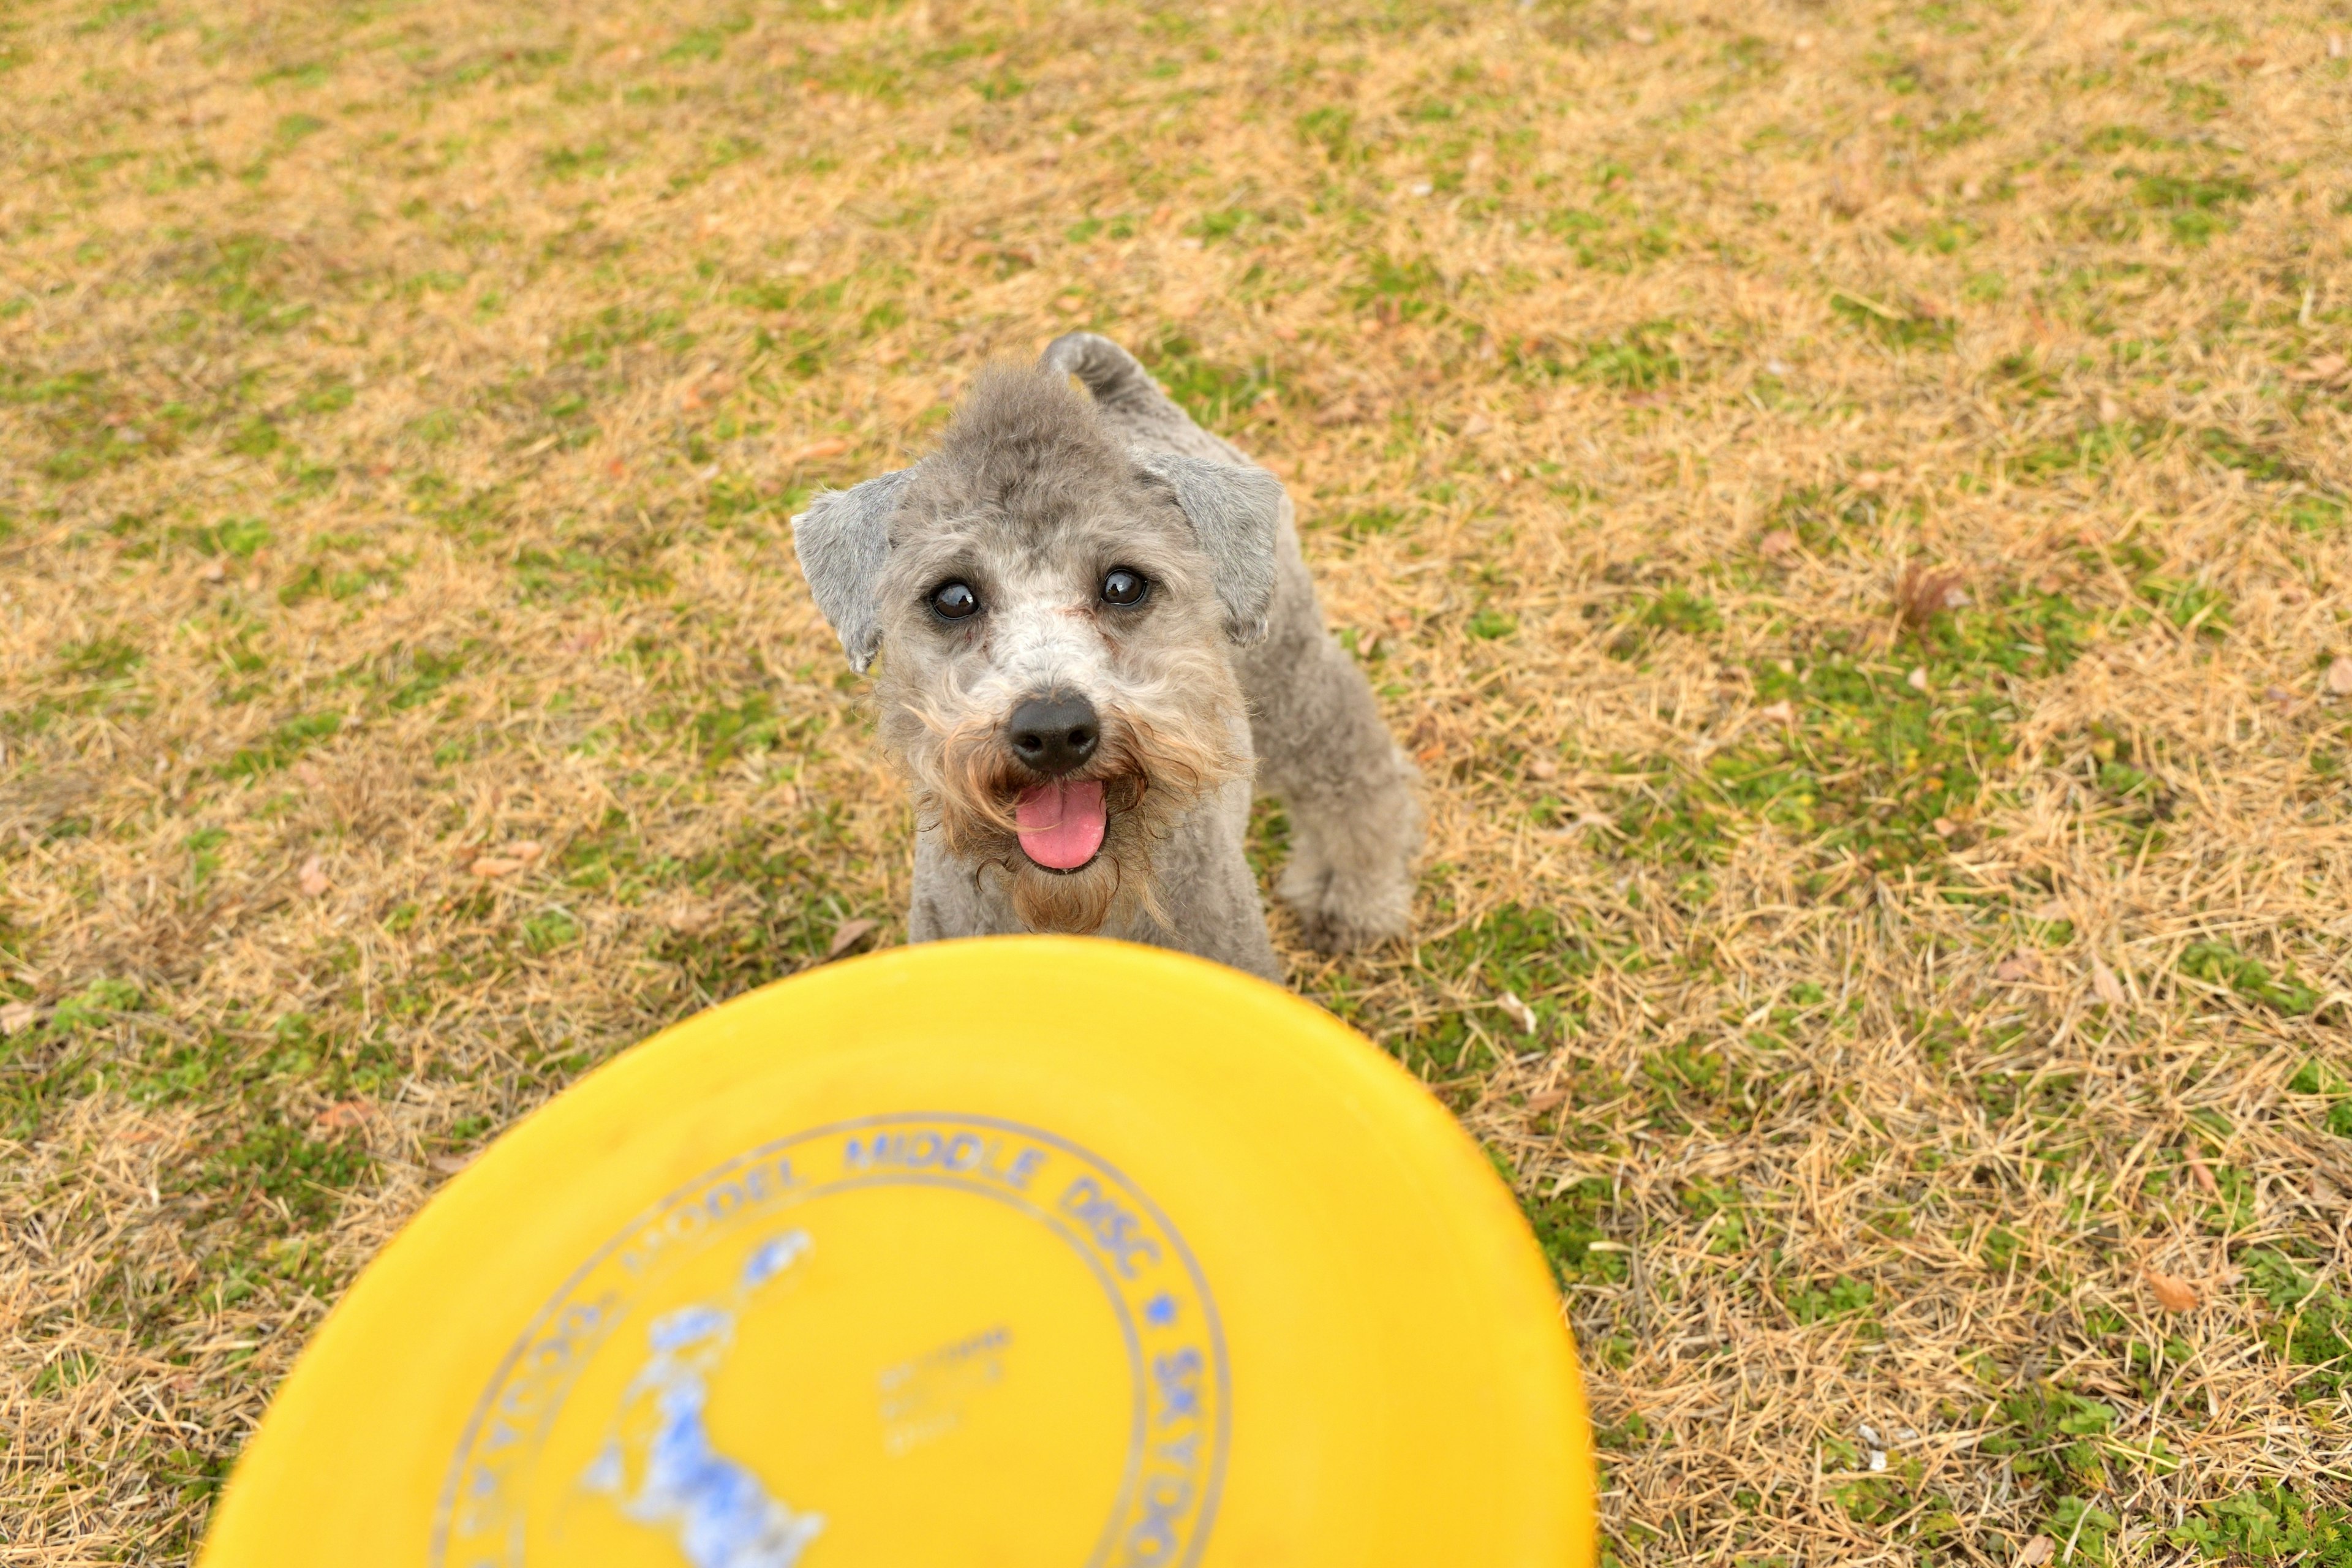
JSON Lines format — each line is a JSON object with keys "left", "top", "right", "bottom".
{"left": 793, "top": 467, "right": 916, "bottom": 673}
{"left": 1135, "top": 453, "right": 1283, "bottom": 644}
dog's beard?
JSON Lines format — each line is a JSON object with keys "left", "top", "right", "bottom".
{"left": 887, "top": 671, "right": 1246, "bottom": 936}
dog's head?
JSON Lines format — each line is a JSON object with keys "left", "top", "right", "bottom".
{"left": 792, "top": 365, "right": 1281, "bottom": 934}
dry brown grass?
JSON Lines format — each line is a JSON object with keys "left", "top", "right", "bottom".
{"left": 5, "top": 0, "right": 2352, "bottom": 1561}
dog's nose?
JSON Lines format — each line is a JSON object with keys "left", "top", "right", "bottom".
{"left": 1008, "top": 692, "right": 1099, "bottom": 776}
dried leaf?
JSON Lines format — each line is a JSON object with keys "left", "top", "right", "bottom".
{"left": 1525, "top": 756, "right": 1559, "bottom": 782}
{"left": 1523, "top": 1088, "right": 1568, "bottom": 1112}
{"left": 1906, "top": 666, "right": 1931, "bottom": 693}
{"left": 1758, "top": 700, "right": 1796, "bottom": 724}
{"left": 0, "top": 1001, "right": 45, "bottom": 1037}
{"left": 2090, "top": 956, "right": 2127, "bottom": 1009}
{"left": 2328, "top": 657, "right": 2352, "bottom": 696}
{"left": 2147, "top": 1268, "right": 2201, "bottom": 1312}
{"left": 2016, "top": 1535, "right": 2056, "bottom": 1568}
{"left": 297, "top": 855, "right": 330, "bottom": 897}
{"left": 313, "top": 1099, "right": 374, "bottom": 1133}
{"left": 1758, "top": 528, "right": 1799, "bottom": 559}
{"left": 1497, "top": 990, "right": 1539, "bottom": 1035}
{"left": 1994, "top": 954, "right": 2040, "bottom": 982}
{"left": 785, "top": 436, "right": 851, "bottom": 464}
{"left": 2187, "top": 1152, "right": 2218, "bottom": 1193}
{"left": 826, "top": 917, "right": 880, "bottom": 959}
{"left": 511, "top": 840, "right": 545, "bottom": 863}
{"left": 1896, "top": 564, "right": 1970, "bottom": 627}
{"left": 470, "top": 856, "right": 524, "bottom": 878}
{"left": 431, "top": 1152, "right": 475, "bottom": 1177}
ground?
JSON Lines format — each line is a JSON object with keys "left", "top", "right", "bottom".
{"left": 3, "top": 0, "right": 2351, "bottom": 1562}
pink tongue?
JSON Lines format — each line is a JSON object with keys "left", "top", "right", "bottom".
{"left": 1015, "top": 780, "right": 1107, "bottom": 870}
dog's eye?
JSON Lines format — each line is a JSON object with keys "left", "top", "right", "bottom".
{"left": 929, "top": 580, "right": 979, "bottom": 620}
{"left": 1100, "top": 568, "right": 1148, "bottom": 607}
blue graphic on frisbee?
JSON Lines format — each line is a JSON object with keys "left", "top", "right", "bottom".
{"left": 579, "top": 1231, "right": 824, "bottom": 1567}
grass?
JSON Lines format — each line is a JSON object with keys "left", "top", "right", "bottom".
{"left": 4, "top": 0, "right": 2352, "bottom": 1562}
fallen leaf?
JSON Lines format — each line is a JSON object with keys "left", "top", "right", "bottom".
{"left": 1994, "top": 954, "right": 2040, "bottom": 983}
{"left": 2098, "top": 391, "right": 2122, "bottom": 425}
{"left": 1896, "top": 564, "right": 1969, "bottom": 626}
{"left": 827, "top": 918, "right": 879, "bottom": 959}
{"left": 2030, "top": 897, "right": 2068, "bottom": 922}
{"left": 785, "top": 437, "right": 850, "bottom": 465}
{"left": 2187, "top": 1152, "right": 2218, "bottom": 1193}
{"left": 1759, "top": 700, "right": 1796, "bottom": 724}
{"left": 197, "top": 559, "right": 227, "bottom": 583}
{"left": 314, "top": 1099, "right": 374, "bottom": 1133}
{"left": 1931, "top": 816, "right": 1958, "bottom": 837}
{"left": 1757, "top": 528, "right": 1799, "bottom": 559}
{"left": 1626, "top": 24, "right": 1656, "bottom": 42}
{"left": 1497, "top": 991, "right": 1539, "bottom": 1035}
{"left": 2090, "top": 955, "right": 2127, "bottom": 1009}
{"left": 1526, "top": 756, "right": 1559, "bottom": 782}
{"left": 1523, "top": 1088, "right": 1568, "bottom": 1112}
{"left": 298, "top": 856, "right": 330, "bottom": 897}
{"left": 2293, "top": 352, "right": 2350, "bottom": 385}
{"left": 431, "top": 1152, "right": 476, "bottom": 1177}
{"left": 2016, "top": 1535, "right": 2056, "bottom": 1568}
{"left": 470, "top": 856, "right": 524, "bottom": 878}
{"left": 1907, "top": 666, "right": 1931, "bottom": 692}
{"left": 0, "top": 1001, "right": 45, "bottom": 1036}
{"left": 2146, "top": 1268, "right": 2201, "bottom": 1312}
{"left": 2328, "top": 657, "right": 2352, "bottom": 696}
{"left": 511, "top": 840, "right": 545, "bottom": 863}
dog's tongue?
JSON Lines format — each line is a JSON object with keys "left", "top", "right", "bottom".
{"left": 1015, "top": 779, "right": 1106, "bottom": 870}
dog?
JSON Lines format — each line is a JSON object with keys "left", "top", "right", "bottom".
{"left": 791, "top": 333, "right": 1419, "bottom": 981}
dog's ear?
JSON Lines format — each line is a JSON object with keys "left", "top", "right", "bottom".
{"left": 792, "top": 467, "right": 916, "bottom": 673}
{"left": 1135, "top": 453, "right": 1283, "bottom": 644}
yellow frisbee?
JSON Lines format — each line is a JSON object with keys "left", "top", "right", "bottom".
{"left": 202, "top": 937, "right": 1594, "bottom": 1567}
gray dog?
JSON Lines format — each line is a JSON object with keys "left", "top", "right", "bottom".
{"left": 791, "top": 333, "right": 1419, "bottom": 981}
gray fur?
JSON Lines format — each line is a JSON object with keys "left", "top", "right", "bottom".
{"left": 791, "top": 333, "right": 1422, "bottom": 976}
{"left": 1132, "top": 453, "right": 1281, "bottom": 644}
{"left": 791, "top": 466, "right": 914, "bottom": 673}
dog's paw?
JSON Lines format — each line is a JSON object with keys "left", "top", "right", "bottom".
{"left": 1277, "top": 860, "right": 1412, "bottom": 954}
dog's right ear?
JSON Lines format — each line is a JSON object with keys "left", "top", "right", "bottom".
{"left": 792, "top": 467, "right": 916, "bottom": 673}
{"left": 1134, "top": 453, "right": 1283, "bottom": 645}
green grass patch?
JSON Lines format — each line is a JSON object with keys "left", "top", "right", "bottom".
{"left": 217, "top": 712, "right": 341, "bottom": 779}
{"left": 1521, "top": 1178, "right": 1624, "bottom": 1284}
{"left": 2173, "top": 1483, "right": 2352, "bottom": 1566}
{"left": 1830, "top": 290, "right": 1954, "bottom": 351}
{"left": 1139, "top": 331, "right": 1274, "bottom": 432}
{"left": 1609, "top": 587, "right": 2093, "bottom": 872}
{"left": 2179, "top": 940, "right": 2320, "bottom": 1016}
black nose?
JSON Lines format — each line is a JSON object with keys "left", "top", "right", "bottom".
{"left": 1007, "top": 692, "right": 1099, "bottom": 776}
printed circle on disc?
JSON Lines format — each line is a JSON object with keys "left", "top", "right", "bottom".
{"left": 200, "top": 937, "right": 1594, "bottom": 1568}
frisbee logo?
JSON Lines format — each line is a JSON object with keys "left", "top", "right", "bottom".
{"left": 579, "top": 1232, "right": 826, "bottom": 1567}
{"left": 434, "top": 1115, "right": 1229, "bottom": 1568}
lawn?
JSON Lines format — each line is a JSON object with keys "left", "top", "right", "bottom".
{"left": 4, "top": 0, "right": 2351, "bottom": 1561}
